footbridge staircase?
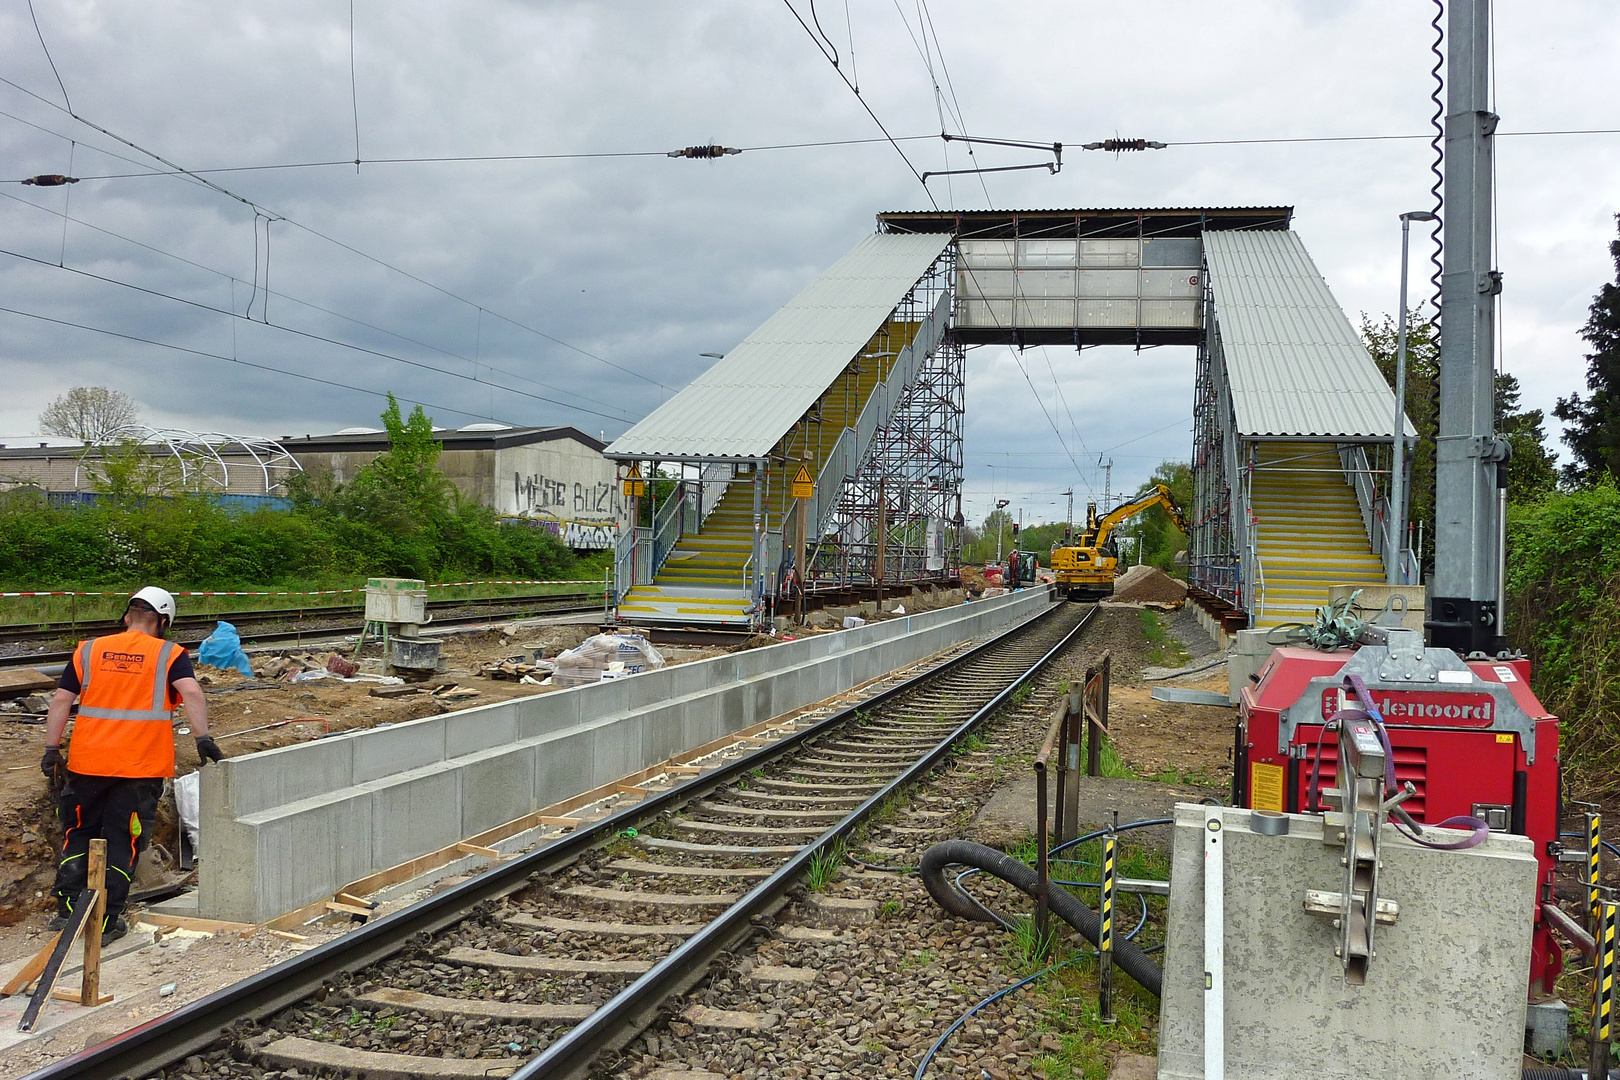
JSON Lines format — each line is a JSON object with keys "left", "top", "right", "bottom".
{"left": 607, "top": 232, "right": 960, "bottom": 629}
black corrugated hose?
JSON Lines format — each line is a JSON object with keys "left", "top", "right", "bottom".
{"left": 916, "top": 839, "right": 1163, "bottom": 998}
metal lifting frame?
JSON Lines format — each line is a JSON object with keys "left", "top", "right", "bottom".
{"left": 810, "top": 252, "right": 963, "bottom": 589}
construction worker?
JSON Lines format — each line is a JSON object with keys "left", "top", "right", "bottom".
{"left": 39, "top": 587, "right": 223, "bottom": 940}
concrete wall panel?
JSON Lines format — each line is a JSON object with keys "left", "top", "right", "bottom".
{"left": 368, "top": 769, "right": 463, "bottom": 870}
{"left": 251, "top": 790, "right": 373, "bottom": 920}
{"left": 224, "top": 738, "right": 355, "bottom": 817}
{"left": 445, "top": 704, "right": 519, "bottom": 758}
{"left": 351, "top": 716, "right": 448, "bottom": 784}
{"left": 459, "top": 745, "right": 537, "bottom": 836}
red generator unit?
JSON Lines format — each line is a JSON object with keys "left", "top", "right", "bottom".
{"left": 1235, "top": 627, "right": 1563, "bottom": 995}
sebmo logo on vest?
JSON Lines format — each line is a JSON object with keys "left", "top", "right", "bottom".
{"left": 102, "top": 650, "right": 148, "bottom": 672}
{"left": 1319, "top": 690, "right": 1495, "bottom": 726}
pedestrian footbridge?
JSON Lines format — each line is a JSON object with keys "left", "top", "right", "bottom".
{"left": 610, "top": 208, "right": 1414, "bottom": 632}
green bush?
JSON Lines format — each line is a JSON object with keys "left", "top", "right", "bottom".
{"left": 1506, "top": 481, "right": 1620, "bottom": 794}
{"left": 0, "top": 396, "right": 583, "bottom": 592}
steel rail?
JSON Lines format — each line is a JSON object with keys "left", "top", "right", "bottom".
{"left": 0, "top": 596, "right": 603, "bottom": 672}
{"left": 18, "top": 595, "right": 1081, "bottom": 1080}
{"left": 517, "top": 600, "right": 1096, "bottom": 1079}
{"left": 0, "top": 592, "right": 599, "bottom": 645}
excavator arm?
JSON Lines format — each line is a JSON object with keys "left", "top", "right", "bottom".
{"left": 1091, "top": 483, "right": 1188, "bottom": 553}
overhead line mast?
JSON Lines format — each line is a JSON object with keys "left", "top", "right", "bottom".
{"left": 1428, "top": 0, "right": 1510, "bottom": 655}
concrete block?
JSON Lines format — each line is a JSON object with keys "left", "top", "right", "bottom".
{"left": 1524, "top": 998, "right": 1568, "bottom": 1057}
{"left": 247, "top": 789, "right": 374, "bottom": 921}
{"left": 514, "top": 691, "right": 578, "bottom": 741}
{"left": 444, "top": 701, "right": 519, "bottom": 757}
{"left": 1157, "top": 804, "right": 1536, "bottom": 1080}
{"left": 458, "top": 744, "right": 536, "bottom": 836}
{"left": 217, "top": 737, "right": 355, "bottom": 817}
{"left": 1227, "top": 630, "right": 1277, "bottom": 705}
{"left": 350, "top": 715, "right": 447, "bottom": 783}
{"left": 530, "top": 725, "right": 597, "bottom": 809}
{"left": 367, "top": 767, "right": 463, "bottom": 870}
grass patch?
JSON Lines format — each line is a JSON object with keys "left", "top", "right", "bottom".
{"left": 954, "top": 732, "right": 990, "bottom": 756}
{"left": 1139, "top": 608, "right": 1190, "bottom": 669}
{"left": 805, "top": 841, "right": 845, "bottom": 892}
{"left": 1149, "top": 764, "right": 1213, "bottom": 786}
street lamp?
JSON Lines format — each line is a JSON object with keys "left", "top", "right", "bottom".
{"left": 995, "top": 498, "right": 1010, "bottom": 562}
{"left": 1389, "top": 210, "right": 1439, "bottom": 585}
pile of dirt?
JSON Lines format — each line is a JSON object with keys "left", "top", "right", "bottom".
{"left": 1113, "top": 564, "right": 1188, "bottom": 604}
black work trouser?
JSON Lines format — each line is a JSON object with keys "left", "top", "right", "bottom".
{"left": 53, "top": 772, "right": 163, "bottom": 923}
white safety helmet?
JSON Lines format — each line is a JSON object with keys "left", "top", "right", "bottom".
{"left": 128, "top": 585, "right": 177, "bottom": 627}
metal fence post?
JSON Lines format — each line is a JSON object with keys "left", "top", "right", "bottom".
{"left": 1593, "top": 895, "right": 1616, "bottom": 1080}
{"left": 1099, "top": 825, "right": 1118, "bottom": 1024}
{"left": 1588, "top": 809, "right": 1604, "bottom": 935}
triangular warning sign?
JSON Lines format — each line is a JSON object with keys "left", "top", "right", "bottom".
{"left": 625, "top": 463, "right": 642, "bottom": 479}
{"left": 790, "top": 464, "right": 814, "bottom": 499}
{"left": 794, "top": 464, "right": 812, "bottom": 486}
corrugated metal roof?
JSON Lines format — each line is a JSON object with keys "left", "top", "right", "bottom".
{"left": 606, "top": 232, "right": 952, "bottom": 460}
{"left": 1204, "top": 230, "right": 1416, "bottom": 440}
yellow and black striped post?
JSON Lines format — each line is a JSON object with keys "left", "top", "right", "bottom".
{"left": 1592, "top": 897, "right": 1617, "bottom": 1080}
{"left": 1588, "top": 811, "right": 1603, "bottom": 933}
{"left": 1099, "top": 831, "right": 1117, "bottom": 1024}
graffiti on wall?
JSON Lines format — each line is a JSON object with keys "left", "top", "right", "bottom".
{"left": 512, "top": 470, "right": 625, "bottom": 549}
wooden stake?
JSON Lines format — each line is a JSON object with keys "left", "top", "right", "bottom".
{"left": 82, "top": 839, "right": 106, "bottom": 1007}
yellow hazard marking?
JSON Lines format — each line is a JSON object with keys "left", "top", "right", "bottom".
{"left": 1496, "top": 733, "right": 1514, "bottom": 743}
{"left": 1250, "top": 762, "right": 1286, "bottom": 812}
{"left": 790, "top": 464, "right": 814, "bottom": 500}
{"left": 622, "top": 463, "right": 646, "bottom": 498}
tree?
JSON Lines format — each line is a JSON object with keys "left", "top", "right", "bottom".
{"left": 1495, "top": 373, "right": 1558, "bottom": 503}
{"left": 1555, "top": 213, "right": 1620, "bottom": 487}
{"left": 1127, "top": 460, "right": 1192, "bottom": 573}
{"left": 1362, "top": 313, "right": 1439, "bottom": 565}
{"left": 39, "top": 386, "right": 141, "bottom": 443}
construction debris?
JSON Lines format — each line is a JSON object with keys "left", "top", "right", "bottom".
{"left": 479, "top": 657, "right": 557, "bottom": 681}
{"left": 552, "top": 633, "right": 664, "bottom": 687}
{"left": 368, "top": 684, "right": 422, "bottom": 699}
{"left": 0, "top": 669, "right": 56, "bottom": 699}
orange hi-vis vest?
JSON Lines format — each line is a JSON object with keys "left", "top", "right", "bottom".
{"left": 68, "top": 630, "right": 184, "bottom": 778}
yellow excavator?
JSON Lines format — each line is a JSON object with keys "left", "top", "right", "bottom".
{"left": 1052, "top": 483, "right": 1188, "bottom": 600}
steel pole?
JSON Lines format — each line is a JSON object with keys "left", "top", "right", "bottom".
{"left": 1389, "top": 217, "right": 1412, "bottom": 585}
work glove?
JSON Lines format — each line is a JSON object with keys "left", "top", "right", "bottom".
{"left": 40, "top": 745, "right": 66, "bottom": 777}
{"left": 194, "top": 735, "right": 224, "bottom": 765}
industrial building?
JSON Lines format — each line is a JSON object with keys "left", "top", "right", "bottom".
{"left": 281, "top": 424, "right": 630, "bottom": 550}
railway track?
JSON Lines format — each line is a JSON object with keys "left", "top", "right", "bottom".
{"left": 0, "top": 592, "right": 603, "bottom": 668}
{"left": 22, "top": 598, "right": 1095, "bottom": 1080}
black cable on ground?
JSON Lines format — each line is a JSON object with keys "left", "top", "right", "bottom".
{"left": 917, "top": 839, "right": 1163, "bottom": 997}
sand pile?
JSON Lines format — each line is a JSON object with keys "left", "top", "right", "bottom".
{"left": 1113, "top": 564, "right": 1188, "bottom": 603}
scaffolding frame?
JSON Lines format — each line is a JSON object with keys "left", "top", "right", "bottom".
{"left": 805, "top": 249, "right": 963, "bottom": 591}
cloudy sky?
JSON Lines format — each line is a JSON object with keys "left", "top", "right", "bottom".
{"left": 2, "top": 1, "right": 1617, "bottom": 526}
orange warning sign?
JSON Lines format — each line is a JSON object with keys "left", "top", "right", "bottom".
{"left": 790, "top": 464, "right": 814, "bottom": 500}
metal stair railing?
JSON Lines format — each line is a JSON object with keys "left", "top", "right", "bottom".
{"left": 805, "top": 289, "right": 951, "bottom": 540}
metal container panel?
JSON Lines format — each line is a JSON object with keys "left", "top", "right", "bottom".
{"left": 956, "top": 298, "right": 1015, "bottom": 327}
{"left": 1078, "top": 298, "right": 1139, "bottom": 327}
{"left": 1077, "top": 239, "right": 1140, "bottom": 268}
{"left": 1015, "top": 298, "right": 1079, "bottom": 327}
{"left": 1140, "top": 299, "right": 1203, "bottom": 328}
{"left": 1015, "top": 269, "right": 1078, "bottom": 296}
{"left": 957, "top": 268, "right": 1017, "bottom": 299}
{"left": 1142, "top": 237, "right": 1203, "bottom": 267}
{"left": 1016, "top": 239, "right": 1078, "bottom": 267}
{"left": 1141, "top": 268, "right": 1204, "bottom": 300}
{"left": 1076, "top": 268, "right": 1141, "bottom": 298}
{"left": 958, "top": 239, "right": 1016, "bottom": 268}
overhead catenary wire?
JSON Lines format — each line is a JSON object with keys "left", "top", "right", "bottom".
{"left": 0, "top": 304, "right": 508, "bottom": 425}
{"left": 0, "top": 186, "right": 633, "bottom": 422}
{"left": 0, "top": 74, "right": 673, "bottom": 394}
{"left": 0, "top": 245, "right": 638, "bottom": 425}
{"left": 779, "top": 0, "right": 936, "bottom": 207}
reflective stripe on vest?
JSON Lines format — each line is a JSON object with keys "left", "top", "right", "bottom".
{"left": 77, "top": 641, "right": 94, "bottom": 694}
